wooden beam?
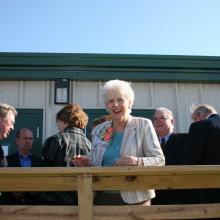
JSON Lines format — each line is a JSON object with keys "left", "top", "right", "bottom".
{"left": 92, "top": 174, "right": 220, "bottom": 190}
{"left": 0, "top": 204, "right": 220, "bottom": 220}
{"left": 77, "top": 174, "right": 93, "bottom": 220}
{"left": 0, "top": 166, "right": 220, "bottom": 191}
{"left": 0, "top": 176, "right": 77, "bottom": 191}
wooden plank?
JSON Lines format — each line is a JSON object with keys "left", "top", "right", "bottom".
{"left": 0, "top": 174, "right": 219, "bottom": 191}
{"left": 0, "top": 204, "right": 220, "bottom": 220}
{"left": 93, "top": 204, "right": 220, "bottom": 219}
{"left": 1, "top": 166, "right": 220, "bottom": 177}
{"left": 0, "top": 206, "right": 78, "bottom": 220}
{"left": 0, "top": 166, "right": 220, "bottom": 191}
{"left": 0, "top": 177, "right": 77, "bottom": 191}
{"left": 92, "top": 174, "right": 220, "bottom": 190}
{"left": 77, "top": 174, "right": 93, "bottom": 220}
{"left": 84, "top": 165, "right": 220, "bottom": 176}
{"left": 0, "top": 166, "right": 220, "bottom": 219}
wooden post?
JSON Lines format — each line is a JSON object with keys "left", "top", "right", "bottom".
{"left": 77, "top": 174, "right": 93, "bottom": 220}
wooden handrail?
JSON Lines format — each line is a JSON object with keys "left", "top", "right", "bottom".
{"left": 0, "top": 165, "right": 220, "bottom": 191}
{"left": 0, "top": 165, "right": 220, "bottom": 219}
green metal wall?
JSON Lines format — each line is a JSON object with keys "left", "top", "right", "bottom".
{"left": 0, "top": 52, "right": 220, "bottom": 83}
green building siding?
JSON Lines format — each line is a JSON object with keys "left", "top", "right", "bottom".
{"left": 0, "top": 52, "right": 220, "bottom": 83}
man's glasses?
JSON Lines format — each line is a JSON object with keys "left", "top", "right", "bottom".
{"left": 153, "top": 116, "right": 169, "bottom": 122}
{"left": 4, "top": 119, "right": 15, "bottom": 126}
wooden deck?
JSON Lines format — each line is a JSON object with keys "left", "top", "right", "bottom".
{"left": 0, "top": 165, "right": 220, "bottom": 219}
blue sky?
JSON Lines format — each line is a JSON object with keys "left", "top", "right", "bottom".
{"left": 0, "top": 0, "right": 220, "bottom": 56}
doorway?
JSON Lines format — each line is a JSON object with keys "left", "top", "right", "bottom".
{"left": 84, "top": 109, "right": 155, "bottom": 141}
{"left": 1, "top": 109, "right": 43, "bottom": 157}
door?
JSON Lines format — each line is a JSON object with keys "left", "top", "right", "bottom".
{"left": 84, "top": 109, "right": 155, "bottom": 140}
{"left": 1, "top": 109, "right": 43, "bottom": 157}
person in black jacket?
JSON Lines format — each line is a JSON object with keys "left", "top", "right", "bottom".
{"left": 4, "top": 128, "right": 45, "bottom": 204}
{"left": 182, "top": 104, "right": 220, "bottom": 204}
{"left": 152, "top": 107, "right": 189, "bottom": 204}
{"left": 41, "top": 104, "right": 91, "bottom": 205}
{"left": 152, "top": 107, "right": 188, "bottom": 165}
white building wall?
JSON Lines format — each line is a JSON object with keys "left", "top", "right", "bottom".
{"left": 0, "top": 80, "right": 220, "bottom": 140}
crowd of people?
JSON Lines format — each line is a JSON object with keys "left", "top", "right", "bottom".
{"left": 0, "top": 79, "right": 220, "bottom": 206}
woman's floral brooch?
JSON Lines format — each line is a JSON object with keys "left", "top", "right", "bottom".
{"left": 100, "top": 126, "right": 113, "bottom": 142}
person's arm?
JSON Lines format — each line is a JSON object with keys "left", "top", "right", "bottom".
{"left": 72, "top": 155, "right": 91, "bottom": 167}
{"left": 42, "top": 136, "right": 60, "bottom": 166}
{"left": 115, "top": 118, "right": 165, "bottom": 167}
{"left": 139, "top": 119, "right": 165, "bottom": 166}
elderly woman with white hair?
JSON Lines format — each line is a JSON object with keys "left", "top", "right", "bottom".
{"left": 73, "top": 79, "right": 165, "bottom": 205}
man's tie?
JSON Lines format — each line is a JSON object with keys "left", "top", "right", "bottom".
{"left": 160, "top": 137, "right": 166, "bottom": 147}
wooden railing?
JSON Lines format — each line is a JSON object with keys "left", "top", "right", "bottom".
{"left": 0, "top": 165, "right": 220, "bottom": 219}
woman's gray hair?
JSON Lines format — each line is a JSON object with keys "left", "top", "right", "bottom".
{"left": 101, "top": 79, "right": 135, "bottom": 108}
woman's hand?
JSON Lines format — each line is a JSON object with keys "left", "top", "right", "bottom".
{"left": 114, "top": 156, "right": 138, "bottom": 166}
{"left": 71, "top": 155, "right": 91, "bottom": 167}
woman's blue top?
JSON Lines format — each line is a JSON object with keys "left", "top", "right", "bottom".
{"left": 102, "top": 132, "right": 123, "bottom": 167}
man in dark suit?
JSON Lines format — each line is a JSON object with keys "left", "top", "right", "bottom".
{"left": 7, "top": 128, "right": 44, "bottom": 167}
{"left": 152, "top": 107, "right": 188, "bottom": 165}
{"left": 4, "top": 128, "right": 45, "bottom": 204}
{"left": 182, "top": 104, "right": 220, "bottom": 203}
{"left": 184, "top": 104, "right": 220, "bottom": 165}
{"left": 152, "top": 107, "right": 189, "bottom": 204}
